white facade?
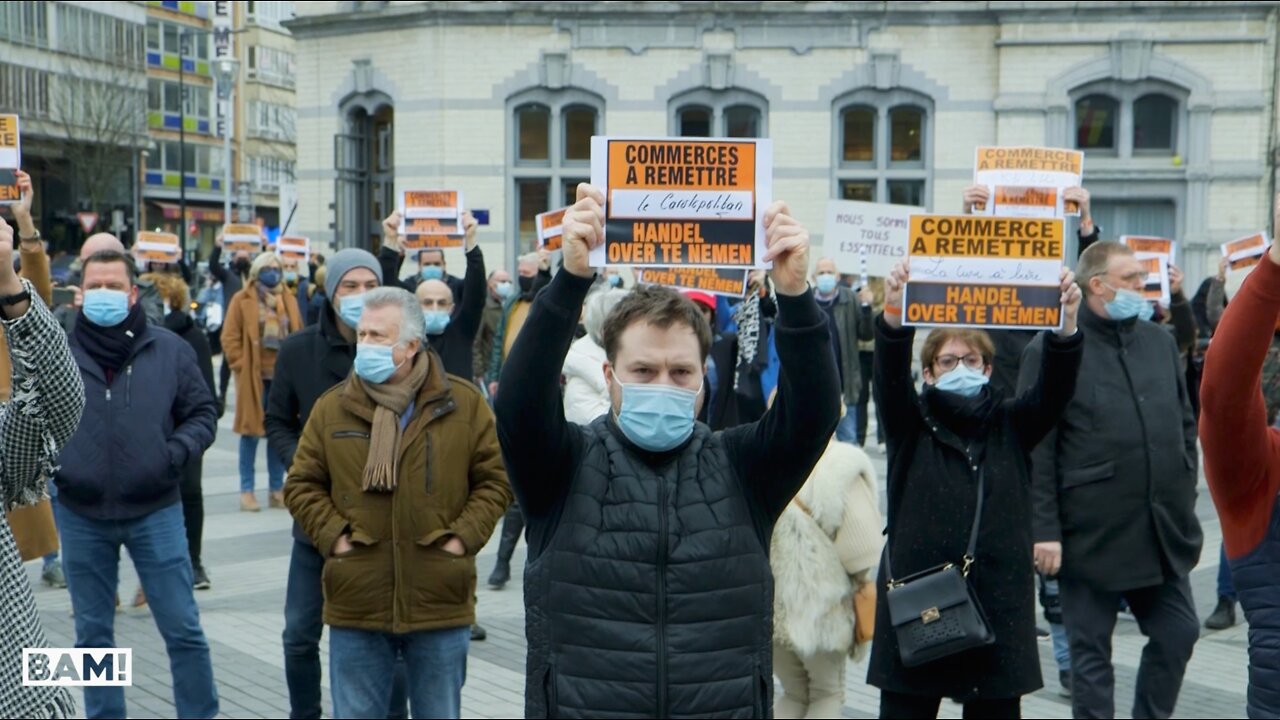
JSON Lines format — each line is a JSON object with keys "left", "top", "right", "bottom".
{"left": 287, "top": 1, "right": 1279, "bottom": 287}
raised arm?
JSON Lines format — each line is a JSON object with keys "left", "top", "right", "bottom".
{"left": 1010, "top": 269, "right": 1085, "bottom": 449}
{"left": 455, "top": 213, "right": 487, "bottom": 341}
{"left": 208, "top": 242, "right": 230, "bottom": 285}
{"left": 0, "top": 278, "right": 85, "bottom": 509}
{"left": 722, "top": 203, "right": 841, "bottom": 521}
{"left": 871, "top": 260, "right": 923, "bottom": 442}
{"left": 494, "top": 187, "right": 598, "bottom": 520}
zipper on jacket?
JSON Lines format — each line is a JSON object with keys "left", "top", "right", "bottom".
{"left": 656, "top": 469, "right": 670, "bottom": 718}
{"left": 125, "top": 365, "right": 133, "bottom": 409}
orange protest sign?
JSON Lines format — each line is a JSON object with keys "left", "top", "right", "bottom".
{"left": 589, "top": 137, "right": 772, "bottom": 269}
{"left": 0, "top": 114, "right": 20, "bottom": 205}
{"left": 277, "top": 235, "right": 310, "bottom": 263}
{"left": 1133, "top": 252, "right": 1170, "bottom": 306}
{"left": 403, "top": 191, "right": 461, "bottom": 220}
{"left": 973, "top": 146, "right": 1083, "bottom": 217}
{"left": 402, "top": 218, "right": 463, "bottom": 250}
{"left": 537, "top": 208, "right": 568, "bottom": 251}
{"left": 636, "top": 267, "right": 749, "bottom": 297}
{"left": 399, "top": 190, "right": 464, "bottom": 249}
{"left": 1222, "top": 232, "right": 1268, "bottom": 271}
{"left": 134, "top": 231, "right": 182, "bottom": 265}
{"left": 1121, "top": 235, "right": 1176, "bottom": 264}
{"left": 905, "top": 214, "right": 1065, "bottom": 330}
{"left": 222, "top": 223, "right": 262, "bottom": 253}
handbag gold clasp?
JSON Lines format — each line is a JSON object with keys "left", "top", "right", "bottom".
{"left": 921, "top": 607, "right": 941, "bottom": 624}
{"left": 962, "top": 555, "right": 974, "bottom": 576}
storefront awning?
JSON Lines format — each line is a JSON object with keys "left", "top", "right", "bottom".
{"left": 149, "top": 201, "right": 226, "bottom": 223}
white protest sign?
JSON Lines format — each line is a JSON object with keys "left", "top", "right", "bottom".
{"left": 973, "top": 146, "right": 1084, "bottom": 218}
{"left": 823, "top": 199, "right": 913, "bottom": 277}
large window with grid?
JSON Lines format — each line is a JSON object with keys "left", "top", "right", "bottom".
{"left": 508, "top": 89, "right": 603, "bottom": 254}
{"left": 832, "top": 89, "right": 933, "bottom": 207}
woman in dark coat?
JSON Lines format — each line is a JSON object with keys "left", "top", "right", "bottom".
{"left": 867, "top": 260, "right": 1085, "bottom": 719}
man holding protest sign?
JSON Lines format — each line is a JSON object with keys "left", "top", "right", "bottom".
{"left": 1023, "top": 240, "right": 1201, "bottom": 720}
{"left": 495, "top": 182, "right": 839, "bottom": 717}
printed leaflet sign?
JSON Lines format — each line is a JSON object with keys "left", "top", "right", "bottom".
{"left": 1222, "top": 232, "right": 1268, "bottom": 271}
{"left": 589, "top": 136, "right": 772, "bottom": 268}
{"left": 222, "top": 223, "right": 262, "bottom": 253}
{"left": 399, "top": 190, "right": 464, "bottom": 249}
{"left": 277, "top": 235, "right": 309, "bottom": 264}
{"left": 972, "top": 147, "right": 1083, "bottom": 218}
{"left": 537, "top": 208, "right": 568, "bottom": 251}
{"left": 904, "top": 215, "right": 1065, "bottom": 331}
{"left": 134, "top": 232, "right": 181, "bottom": 266}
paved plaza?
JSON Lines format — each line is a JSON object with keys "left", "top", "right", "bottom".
{"left": 26, "top": 398, "right": 1250, "bottom": 719}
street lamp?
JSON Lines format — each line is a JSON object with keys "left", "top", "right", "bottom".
{"left": 213, "top": 57, "right": 240, "bottom": 235}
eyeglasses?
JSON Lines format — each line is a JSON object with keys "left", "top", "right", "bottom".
{"left": 934, "top": 354, "right": 986, "bottom": 372}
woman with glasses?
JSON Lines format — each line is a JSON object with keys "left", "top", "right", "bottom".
{"left": 867, "top": 259, "right": 1085, "bottom": 719}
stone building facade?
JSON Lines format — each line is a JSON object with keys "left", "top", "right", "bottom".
{"left": 287, "top": 1, "right": 1279, "bottom": 286}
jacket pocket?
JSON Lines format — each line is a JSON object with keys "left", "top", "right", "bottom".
{"left": 331, "top": 430, "right": 370, "bottom": 440}
{"left": 413, "top": 534, "right": 472, "bottom": 606}
{"left": 1062, "top": 461, "right": 1115, "bottom": 490}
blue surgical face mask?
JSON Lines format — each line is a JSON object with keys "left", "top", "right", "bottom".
{"left": 933, "top": 364, "right": 990, "bottom": 398}
{"left": 607, "top": 274, "right": 622, "bottom": 288}
{"left": 421, "top": 266, "right": 444, "bottom": 281}
{"left": 354, "top": 343, "right": 402, "bottom": 384}
{"left": 284, "top": 270, "right": 299, "bottom": 284}
{"left": 258, "top": 269, "right": 282, "bottom": 288}
{"left": 816, "top": 274, "right": 838, "bottom": 294}
{"left": 423, "top": 309, "right": 450, "bottom": 335}
{"left": 611, "top": 375, "right": 701, "bottom": 452}
{"left": 1104, "top": 285, "right": 1154, "bottom": 322}
{"left": 83, "top": 289, "right": 131, "bottom": 327}
{"left": 338, "top": 293, "right": 365, "bottom": 328}
{"left": 495, "top": 281, "right": 514, "bottom": 299}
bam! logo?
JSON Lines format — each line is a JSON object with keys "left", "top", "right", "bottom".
{"left": 22, "top": 648, "right": 132, "bottom": 687}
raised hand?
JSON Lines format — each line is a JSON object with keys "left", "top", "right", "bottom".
{"left": 562, "top": 183, "right": 604, "bottom": 279}
{"left": 461, "top": 211, "right": 479, "bottom": 252}
{"left": 1058, "top": 268, "right": 1082, "bottom": 337}
{"left": 962, "top": 184, "right": 990, "bottom": 214}
{"left": 762, "top": 202, "right": 810, "bottom": 296}
{"left": 382, "top": 211, "right": 403, "bottom": 253}
{"left": 883, "top": 260, "right": 910, "bottom": 329}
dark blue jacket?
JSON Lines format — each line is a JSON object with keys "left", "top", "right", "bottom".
{"left": 55, "top": 325, "right": 219, "bottom": 521}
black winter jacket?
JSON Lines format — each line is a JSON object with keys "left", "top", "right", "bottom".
{"left": 495, "top": 270, "right": 840, "bottom": 718}
{"left": 867, "top": 316, "right": 1084, "bottom": 700}
{"left": 1024, "top": 304, "right": 1203, "bottom": 591}
{"left": 55, "top": 324, "right": 218, "bottom": 521}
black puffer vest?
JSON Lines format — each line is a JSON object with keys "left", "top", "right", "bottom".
{"left": 523, "top": 418, "right": 774, "bottom": 718}
{"left": 1231, "top": 494, "right": 1280, "bottom": 718}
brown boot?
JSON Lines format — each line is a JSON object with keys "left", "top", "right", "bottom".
{"left": 240, "top": 492, "right": 261, "bottom": 512}
{"left": 269, "top": 491, "right": 285, "bottom": 509}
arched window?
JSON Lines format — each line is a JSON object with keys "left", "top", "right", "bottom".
{"left": 508, "top": 88, "right": 604, "bottom": 255}
{"left": 669, "top": 89, "right": 768, "bottom": 138}
{"left": 335, "top": 92, "right": 393, "bottom": 249}
{"left": 1071, "top": 82, "right": 1183, "bottom": 157}
{"left": 832, "top": 89, "right": 933, "bottom": 207}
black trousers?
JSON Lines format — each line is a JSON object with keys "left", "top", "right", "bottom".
{"left": 179, "top": 455, "right": 205, "bottom": 568}
{"left": 879, "top": 690, "right": 1021, "bottom": 719}
{"left": 1059, "top": 574, "right": 1199, "bottom": 719}
{"left": 856, "top": 350, "right": 882, "bottom": 445}
{"left": 494, "top": 501, "right": 525, "bottom": 567}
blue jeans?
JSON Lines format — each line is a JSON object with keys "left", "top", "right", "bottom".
{"left": 56, "top": 502, "right": 219, "bottom": 719}
{"left": 835, "top": 401, "right": 860, "bottom": 445}
{"left": 1217, "top": 545, "right": 1236, "bottom": 601}
{"left": 329, "top": 625, "right": 469, "bottom": 719}
{"left": 283, "top": 540, "right": 409, "bottom": 719}
{"left": 239, "top": 434, "right": 285, "bottom": 493}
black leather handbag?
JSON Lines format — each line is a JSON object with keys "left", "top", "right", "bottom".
{"left": 883, "top": 471, "right": 995, "bottom": 667}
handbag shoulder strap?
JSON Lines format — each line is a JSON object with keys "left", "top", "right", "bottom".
{"left": 885, "top": 468, "right": 985, "bottom": 583}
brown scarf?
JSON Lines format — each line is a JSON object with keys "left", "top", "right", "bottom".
{"left": 257, "top": 283, "right": 290, "bottom": 351}
{"left": 346, "top": 351, "right": 430, "bottom": 492}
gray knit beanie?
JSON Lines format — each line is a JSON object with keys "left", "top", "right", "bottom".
{"left": 324, "top": 248, "right": 383, "bottom": 299}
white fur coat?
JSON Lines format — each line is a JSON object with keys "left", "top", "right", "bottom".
{"left": 771, "top": 440, "right": 883, "bottom": 660}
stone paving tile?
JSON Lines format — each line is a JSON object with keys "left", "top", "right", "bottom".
{"left": 25, "top": 402, "right": 1249, "bottom": 718}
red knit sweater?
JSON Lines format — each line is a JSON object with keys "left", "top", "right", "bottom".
{"left": 1200, "top": 253, "right": 1280, "bottom": 559}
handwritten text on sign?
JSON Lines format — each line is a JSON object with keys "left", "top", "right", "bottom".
{"left": 823, "top": 199, "right": 913, "bottom": 277}
{"left": 590, "top": 137, "right": 772, "bottom": 268}
{"left": 905, "top": 215, "right": 1065, "bottom": 330}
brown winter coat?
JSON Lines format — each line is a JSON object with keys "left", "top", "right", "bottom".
{"left": 283, "top": 351, "right": 512, "bottom": 633}
{"left": 222, "top": 282, "right": 302, "bottom": 436}
{"left": 4, "top": 244, "right": 58, "bottom": 561}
